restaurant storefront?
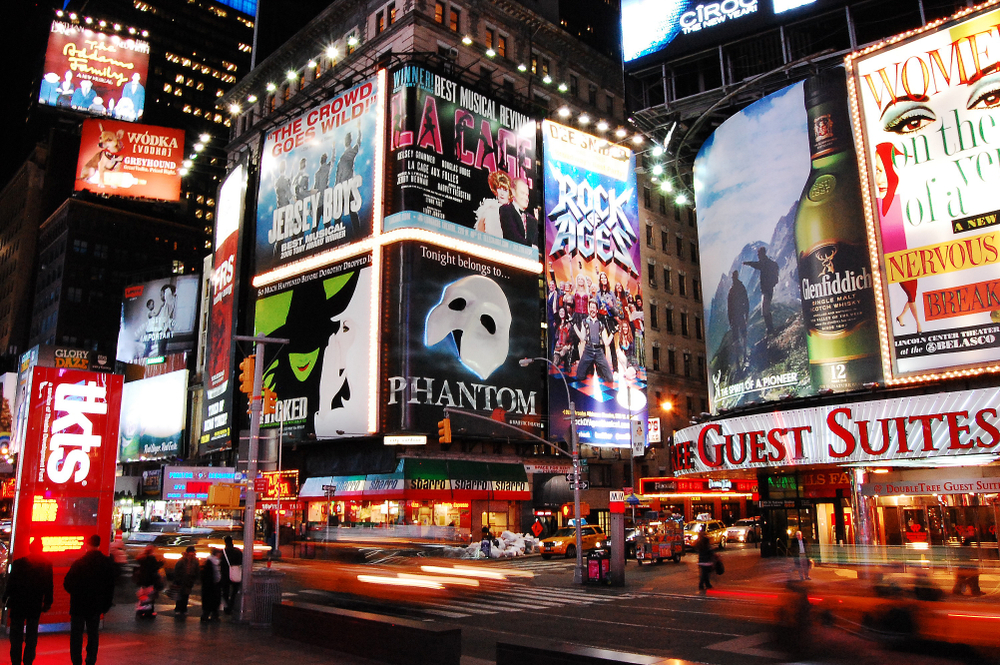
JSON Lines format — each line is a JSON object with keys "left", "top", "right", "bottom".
{"left": 637, "top": 477, "right": 758, "bottom": 524}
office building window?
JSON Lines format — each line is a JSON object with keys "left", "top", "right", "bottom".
{"left": 652, "top": 347, "right": 660, "bottom": 371}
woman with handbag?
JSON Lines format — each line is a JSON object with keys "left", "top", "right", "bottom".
{"left": 696, "top": 534, "right": 715, "bottom": 592}
{"left": 220, "top": 536, "right": 243, "bottom": 615}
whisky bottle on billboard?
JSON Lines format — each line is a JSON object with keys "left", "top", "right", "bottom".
{"left": 795, "top": 70, "right": 881, "bottom": 393}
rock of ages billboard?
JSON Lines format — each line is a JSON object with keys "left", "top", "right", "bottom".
{"left": 381, "top": 242, "right": 544, "bottom": 437}
{"left": 255, "top": 79, "right": 379, "bottom": 276}
{"left": 254, "top": 255, "right": 372, "bottom": 439}
{"left": 542, "top": 121, "right": 647, "bottom": 448}
{"left": 385, "top": 65, "right": 540, "bottom": 262}
{"left": 116, "top": 275, "right": 200, "bottom": 363}
{"left": 74, "top": 119, "right": 184, "bottom": 201}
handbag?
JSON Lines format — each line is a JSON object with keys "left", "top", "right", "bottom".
{"left": 222, "top": 550, "right": 242, "bottom": 583}
{"left": 713, "top": 555, "right": 725, "bottom": 576}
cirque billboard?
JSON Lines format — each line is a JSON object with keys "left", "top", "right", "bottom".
{"left": 119, "top": 370, "right": 188, "bottom": 462}
{"left": 11, "top": 367, "right": 122, "bottom": 626}
{"left": 38, "top": 20, "right": 150, "bottom": 121}
{"left": 255, "top": 79, "right": 379, "bottom": 277}
{"left": 74, "top": 119, "right": 184, "bottom": 201}
{"left": 116, "top": 274, "right": 200, "bottom": 363}
{"left": 381, "top": 242, "right": 544, "bottom": 437}
{"left": 542, "top": 121, "right": 646, "bottom": 448}
{"left": 849, "top": 6, "right": 1000, "bottom": 379}
{"left": 694, "top": 72, "right": 882, "bottom": 413}
{"left": 385, "top": 65, "right": 540, "bottom": 262}
{"left": 202, "top": 164, "right": 247, "bottom": 452}
{"left": 254, "top": 255, "right": 373, "bottom": 439}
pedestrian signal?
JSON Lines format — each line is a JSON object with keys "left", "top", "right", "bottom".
{"left": 262, "top": 387, "right": 277, "bottom": 416}
{"left": 437, "top": 417, "right": 452, "bottom": 444}
{"left": 238, "top": 356, "right": 255, "bottom": 394}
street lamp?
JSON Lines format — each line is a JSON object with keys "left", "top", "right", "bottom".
{"left": 519, "top": 357, "right": 583, "bottom": 584}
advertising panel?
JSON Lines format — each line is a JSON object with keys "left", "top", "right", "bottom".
{"left": 673, "top": 385, "right": 1000, "bottom": 474}
{"left": 255, "top": 79, "right": 379, "bottom": 276}
{"left": 116, "top": 274, "right": 200, "bottom": 363}
{"left": 118, "top": 370, "right": 188, "bottom": 461}
{"left": 850, "top": 7, "right": 1000, "bottom": 377}
{"left": 74, "top": 119, "right": 184, "bottom": 201}
{"left": 695, "top": 73, "right": 882, "bottom": 413}
{"left": 381, "top": 242, "right": 544, "bottom": 437}
{"left": 254, "top": 255, "right": 373, "bottom": 440}
{"left": 38, "top": 20, "right": 150, "bottom": 121}
{"left": 162, "top": 466, "right": 236, "bottom": 501}
{"left": 202, "top": 164, "right": 247, "bottom": 452}
{"left": 385, "top": 65, "right": 540, "bottom": 262}
{"left": 542, "top": 121, "right": 646, "bottom": 448}
{"left": 10, "top": 367, "right": 122, "bottom": 626}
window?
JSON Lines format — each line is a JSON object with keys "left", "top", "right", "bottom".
{"left": 679, "top": 274, "right": 686, "bottom": 297}
{"left": 533, "top": 93, "right": 549, "bottom": 110}
{"left": 376, "top": 10, "right": 386, "bottom": 32}
{"left": 72, "top": 239, "right": 88, "bottom": 254}
{"left": 683, "top": 352, "right": 692, "bottom": 378}
{"left": 697, "top": 355, "right": 706, "bottom": 380}
{"left": 693, "top": 278, "right": 702, "bottom": 302}
{"left": 67, "top": 287, "right": 82, "bottom": 303}
{"left": 674, "top": 205, "right": 681, "bottom": 222}
{"left": 486, "top": 27, "right": 495, "bottom": 48}
{"left": 659, "top": 195, "right": 667, "bottom": 214}
{"left": 588, "top": 84, "right": 597, "bottom": 105}
{"left": 449, "top": 7, "right": 460, "bottom": 32}
{"left": 570, "top": 74, "right": 578, "bottom": 97}
{"left": 687, "top": 395, "right": 694, "bottom": 414}
{"left": 688, "top": 208, "right": 695, "bottom": 228}
{"left": 695, "top": 316, "right": 703, "bottom": 340}
{"left": 665, "top": 307, "right": 674, "bottom": 333}
{"left": 590, "top": 465, "right": 612, "bottom": 488}
{"left": 676, "top": 235, "right": 683, "bottom": 256}
{"left": 388, "top": 1, "right": 397, "bottom": 24}
{"left": 643, "top": 187, "right": 651, "bottom": 208}
{"left": 664, "top": 267, "right": 672, "bottom": 292}
{"left": 652, "top": 347, "right": 660, "bottom": 372}
{"left": 497, "top": 34, "right": 507, "bottom": 58}
{"left": 645, "top": 225, "right": 653, "bottom": 247}
{"left": 649, "top": 304, "right": 658, "bottom": 329}
{"left": 606, "top": 94, "right": 614, "bottom": 114}
{"left": 647, "top": 260, "right": 656, "bottom": 288}
{"left": 94, "top": 244, "right": 108, "bottom": 259}
{"left": 690, "top": 242, "right": 699, "bottom": 264}
{"left": 667, "top": 349, "right": 676, "bottom": 374}
{"left": 681, "top": 312, "right": 689, "bottom": 336}
{"left": 479, "top": 66, "right": 493, "bottom": 85}
{"left": 531, "top": 53, "right": 550, "bottom": 76}
{"left": 661, "top": 229, "right": 669, "bottom": 252}
{"left": 434, "top": 1, "right": 444, "bottom": 22}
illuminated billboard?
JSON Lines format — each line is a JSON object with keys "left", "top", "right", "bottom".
{"left": 694, "top": 73, "right": 881, "bottom": 412}
{"left": 542, "top": 121, "right": 646, "bottom": 448}
{"left": 39, "top": 20, "right": 150, "bottom": 121}
{"left": 162, "top": 466, "right": 236, "bottom": 501}
{"left": 849, "top": 6, "right": 1000, "bottom": 379}
{"left": 381, "top": 242, "right": 544, "bottom": 438}
{"left": 119, "top": 370, "right": 188, "bottom": 462}
{"left": 254, "top": 256, "right": 373, "bottom": 440}
{"left": 385, "top": 65, "right": 540, "bottom": 262}
{"left": 202, "top": 164, "right": 248, "bottom": 452}
{"left": 255, "top": 79, "right": 379, "bottom": 277}
{"left": 75, "top": 119, "right": 184, "bottom": 201}
{"left": 117, "top": 274, "right": 200, "bottom": 363}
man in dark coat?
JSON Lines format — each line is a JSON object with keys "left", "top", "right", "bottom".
{"left": 744, "top": 246, "right": 779, "bottom": 335}
{"left": 63, "top": 535, "right": 116, "bottom": 665}
{"left": 499, "top": 178, "right": 538, "bottom": 247}
{"left": 200, "top": 549, "right": 222, "bottom": 622}
{"left": 220, "top": 536, "right": 243, "bottom": 615}
{"left": 3, "top": 539, "right": 53, "bottom": 665}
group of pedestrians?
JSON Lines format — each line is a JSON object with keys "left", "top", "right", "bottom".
{"left": 2, "top": 533, "right": 244, "bottom": 665}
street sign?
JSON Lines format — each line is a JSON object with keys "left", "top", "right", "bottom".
{"left": 253, "top": 477, "right": 267, "bottom": 492}
{"left": 322, "top": 484, "right": 337, "bottom": 493}
{"left": 565, "top": 473, "right": 577, "bottom": 482}
{"left": 568, "top": 481, "right": 590, "bottom": 490}
{"left": 623, "top": 486, "right": 632, "bottom": 495}
{"left": 609, "top": 490, "right": 625, "bottom": 514}
{"left": 531, "top": 521, "right": 544, "bottom": 537}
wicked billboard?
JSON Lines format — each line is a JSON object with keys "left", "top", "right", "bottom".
{"left": 381, "top": 242, "right": 544, "bottom": 437}
{"left": 542, "top": 121, "right": 647, "bottom": 448}
{"left": 116, "top": 274, "right": 200, "bottom": 363}
{"left": 255, "top": 78, "right": 379, "bottom": 277}
{"left": 385, "top": 65, "right": 540, "bottom": 262}
{"left": 254, "top": 255, "right": 372, "bottom": 439}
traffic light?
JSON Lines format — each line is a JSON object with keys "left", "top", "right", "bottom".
{"left": 238, "top": 356, "right": 255, "bottom": 394}
{"left": 437, "top": 417, "right": 452, "bottom": 444}
{"left": 262, "top": 386, "right": 278, "bottom": 416}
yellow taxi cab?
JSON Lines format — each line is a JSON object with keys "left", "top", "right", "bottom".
{"left": 125, "top": 527, "right": 270, "bottom": 563}
{"left": 539, "top": 525, "right": 606, "bottom": 560}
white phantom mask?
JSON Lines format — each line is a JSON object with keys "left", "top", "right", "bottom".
{"left": 425, "top": 275, "right": 512, "bottom": 380}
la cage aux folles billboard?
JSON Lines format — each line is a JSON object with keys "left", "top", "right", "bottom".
{"left": 75, "top": 119, "right": 184, "bottom": 201}
{"left": 385, "top": 65, "right": 541, "bottom": 262}
{"left": 255, "top": 78, "right": 379, "bottom": 277}
{"left": 695, "top": 72, "right": 881, "bottom": 413}
{"left": 38, "top": 19, "right": 150, "bottom": 121}
{"left": 254, "top": 255, "right": 373, "bottom": 440}
{"left": 542, "top": 121, "right": 646, "bottom": 448}
{"left": 850, "top": 5, "right": 1000, "bottom": 379}
{"left": 381, "top": 242, "right": 544, "bottom": 438}
{"left": 116, "top": 274, "right": 200, "bottom": 363}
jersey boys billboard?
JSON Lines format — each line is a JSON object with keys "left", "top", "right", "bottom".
{"left": 542, "top": 121, "right": 646, "bottom": 448}
{"left": 75, "top": 119, "right": 184, "bottom": 201}
{"left": 849, "top": 6, "right": 1000, "bottom": 378}
{"left": 255, "top": 78, "right": 379, "bottom": 276}
{"left": 385, "top": 65, "right": 540, "bottom": 262}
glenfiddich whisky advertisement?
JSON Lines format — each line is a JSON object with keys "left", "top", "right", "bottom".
{"left": 694, "top": 73, "right": 882, "bottom": 414}
{"left": 851, "top": 6, "right": 1000, "bottom": 378}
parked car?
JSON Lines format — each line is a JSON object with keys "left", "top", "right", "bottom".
{"left": 539, "top": 525, "right": 606, "bottom": 560}
{"left": 684, "top": 520, "right": 727, "bottom": 550}
{"left": 726, "top": 517, "right": 761, "bottom": 544}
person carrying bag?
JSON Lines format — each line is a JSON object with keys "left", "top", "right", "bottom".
{"left": 220, "top": 535, "right": 243, "bottom": 614}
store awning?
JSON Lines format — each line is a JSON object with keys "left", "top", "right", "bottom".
{"left": 299, "top": 460, "right": 529, "bottom": 501}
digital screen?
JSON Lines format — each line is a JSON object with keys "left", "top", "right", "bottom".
{"left": 75, "top": 119, "right": 185, "bottom": 202}
{"left": 117, "top": 275, "right": 200, "bottom": 362}
{"left": 118, "top": 370, "right": 188, "bottom": 462}
{"left": 258, "top": 470, "right": 299, "bottom": 500}
{"left": 31, "top": 496, "right": 99, "bottom": 527}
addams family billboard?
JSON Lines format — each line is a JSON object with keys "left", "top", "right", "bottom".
{"left": 380, "top": 243, "right": 544, "bottom": 437}
{"left": 254, "top": 78, "right": 379, "bottom": 277}
{"left": 384, "top": 65, "right": 540, "bottom": 262}
{"left": 542, "top": 121, "right": 646, "bottom": 448}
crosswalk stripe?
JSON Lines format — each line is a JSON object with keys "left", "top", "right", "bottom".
{"left": 422, "top": 607, "right": 470, "bottom": 618}
{"left": 425, "top": 600, "right": 499, "bottom": 614}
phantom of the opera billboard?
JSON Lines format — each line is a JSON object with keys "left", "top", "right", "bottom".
{"left": 119, "top": 370, "right": 188, "bottom": 462}
{"left": 384, "top": 65, "right": 540, "bottom": 262}
{"left": 117, "top": 274, "right": 200, "bottom": 363}
{"left": 255, "top": 78, "right": 379, "bottom": 277}
{"left": 849, "top": 6, "right": 1000, "bottom": 378}
{"left": 75, "top": 119, "right": 184, "bottom": 201}
{"left": 11, "top": 367, "right": 122, "bottom": 626}
{"left": 381, "top": 243, "right": 544, "bottom": 437}
{"left": 254, "top": 255, "right": 373, "bottom": 439}
{"left": 542, "top": 121, "right": 646, "bottom": 448}
{"left": 202, "top": 164, "right": 248, "bottom": 451}
{"left": 38, "top": 19, "right": 150, "bottom": 121}
{"left": 694, "top": 72, "right": 882, "bottom": 413}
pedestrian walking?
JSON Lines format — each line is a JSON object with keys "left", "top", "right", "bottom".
{"left": 953, "top": 532, "right": 984, "bottom": 596}
{"left": 200, "top": 548, "right": 222, "bottom": 622}
{"left": 220, "top": 535, "right": 243, "bottom": 614}
{"left": 63, "top": 534, "right": 116, "bottom": 665}
{"left": 133, "top": 545, "right": 164, "bottom": 619}
{"left": 172, "top": 546, "right": 200, "bottom": 616}
{"left": 696, "top": 534, "right": 714, "bottom": 592}
{"left": 792, "top": 530, "right": 811, "bottom": 580}
{"left": 3, "top": 538, "right": 53, "bottom": 665}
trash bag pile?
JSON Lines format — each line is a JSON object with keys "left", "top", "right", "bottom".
{"left": 461, "top": 531, "right": 540, "bottom": 559}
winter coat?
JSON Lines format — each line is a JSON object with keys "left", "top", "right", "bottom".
{"left": 63, "top": 550, "right": 116, "bottom": 617}
{"left": 3, "top": 554, "right": 53, "bottom": 615}
{"left": 135, "top": 553, "right": 164, "bottom": 589}
{"left": 220, "top": 544, "right": 242, "bottom": 581}
{"left": 173, "top": 556, "right": 200, "bottom": 591}
{"left": 201, "top": 556, "right": 221, "bottom": 591}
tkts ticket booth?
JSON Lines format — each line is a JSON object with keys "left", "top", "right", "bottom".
{"left": 9, "top": 367, "right": 123, "bottom": 628}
